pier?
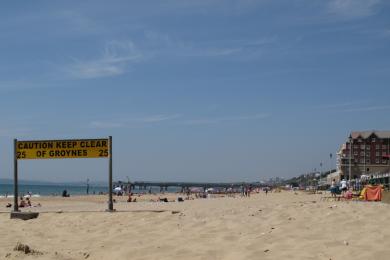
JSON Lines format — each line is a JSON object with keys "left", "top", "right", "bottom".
{"left": 114, "top": 181, "right": 266, "bottom": 193}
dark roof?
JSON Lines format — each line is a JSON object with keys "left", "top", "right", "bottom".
{"left": 350, "top": 131, "right": 390, "bottom": 139}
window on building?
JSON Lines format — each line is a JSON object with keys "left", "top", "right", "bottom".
{"left": 354, "top": 151, "right": 358, "bottom": 155}
{"left": 382, "top": 145, "right": 387, "bottom": 150}
{"left": 376, "top": 145, "right": 380, "bottom": 149}
{"left": 372, "top": 138, "right": 376, "bottom": 143}
{"left": 366, "top": 146, "right": 371, "bottom": 150}
{"left": 361, "top": 145, "right": 365, "bottom": 149}
{"left": 376, "top": 152, "right": 380, "bottom": 156}
{"left": 376, "top": 159, "right": 380, "bottom": 164}
{"left": 383, "top": 152, "right": 388, "bottom": 156}
{"left": 355, "top": 159, "right": 359, "bottom": 163}
{"left": 383, "top": 160, "right": 388, "bottom": 164}
{"left": 360, "top": 159, "right": 364, "bottom": 163}
{"left": 366, "top": 159, "right": 370, "bottom": 164}
{"left": 358, "top": 139, "right": 362, "bottom": 143}
{"left": 360, "top": 151, "right": 365, "bottom": 156}
{"left": 354, "top": 145, "right": 359, "bottom": 149}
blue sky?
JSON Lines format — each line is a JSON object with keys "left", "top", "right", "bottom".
{"left": 0, "top": 0, "right": 389, "bottom": 183}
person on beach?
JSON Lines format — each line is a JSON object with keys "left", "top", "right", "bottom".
{"left": 344, "top": 188, "right": 353, "bottom": 200}
{"left": 19, "top": 197, "right": 26, "bottom": 208}
{"left": 62, "top": 190, "right": 70, "bottom": 197}
{"left": 330, "top": 179, "right": 337, "bottom": 197}
{"left": 26, "top": 197, "right": 32, "bottom": 207}
{"left": 158, "top": 197, "right": 168, "bottom": 202}
{"left": 368, "top": 175, "right": 376, "bottom": 185}
{"left": 127, "top": 193, "right": 135, "bottom": 202}
{"left": 244, "top": 186, "right": 250, "bottom": 197}
{"left": 340, "top": 179, "right": 347, "bottom": 194}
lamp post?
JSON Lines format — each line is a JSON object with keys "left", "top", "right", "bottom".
{"left": 349, "top": 135, "right": 353, "bottom": 182}
{"left": 126, "top": 176, "right": 131, "bottom": 194}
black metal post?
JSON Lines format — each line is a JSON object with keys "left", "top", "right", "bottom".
{"left": 13, "top": 139, "right": 19, "bottom": 212}
{"left": 107, "top": 136, "right": 114, "bottom": 211}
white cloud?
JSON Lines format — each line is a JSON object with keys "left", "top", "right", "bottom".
{"left": 343, "top": 105, "right": 390, "bottom": 112}
{"left": 182, "top": 47, "right": 243, "bottom": 57}
{"left": 89, "top": 121, "right": 124, "bottom": 129}
{"left": 142, "top": 28, "right": 276, "bottom": 60}
{"left": 240, "top": 37, "right": 277, "bottom": 46}
{"left": 328, "top": 0, "right": 381, "bottom": 19}
{"left": 140, "top": 114, "right": 182, "bottom": 123}
{"left": 180, "top": 36, "right": 276, "bottom": 58}
{"left": 89, "top": 113, "right": 268, "bottom": 128}
{"left": 159, "top": 0, "right": 267, "bottom": 15}
{"left": 316, "top": 102, "right": 356, "bottom": 109}
{"left": 67, "top": 40, "right": 144, "bottom": 79}
{"left": 183, "top": 114, "right": 270, "bottom": 125}
{"left": 89, "top": 114, "right": 182, "bottom": 129}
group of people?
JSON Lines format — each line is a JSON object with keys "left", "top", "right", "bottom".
{"left": 19, "top": 197, "right": 32, "bottom": 207}
{"left": 330, "top": 178, "right": 348, "bottom": 197}
{"left": 5, "top": 196, "right": 41, "bottom": 208}
{"left": 127, "top": 193, "right": 137, "bottom": 202}
{"left": 241, "top": 186, "right": 253, "bottom": 197}
{"left": 330, "top": 178, "right": 358, "bottom": 199}
{"left": 330, "top": 175, "right": 381, "bottom": 198}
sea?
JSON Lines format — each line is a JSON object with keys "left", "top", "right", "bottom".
{"left": 0, "top": 184, "right": 181, "bottom": 197}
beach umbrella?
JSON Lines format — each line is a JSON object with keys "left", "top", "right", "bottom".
{"left": 190, "top": 187, "right": 202, "bottom": 193}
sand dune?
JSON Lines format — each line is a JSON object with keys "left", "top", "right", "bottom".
{"left": 0, "top": 192, "right": 389, "bottom": 260}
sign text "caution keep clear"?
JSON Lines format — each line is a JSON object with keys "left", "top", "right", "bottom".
{"left": 16, "top": 139, "right": 109, "bottom": 160}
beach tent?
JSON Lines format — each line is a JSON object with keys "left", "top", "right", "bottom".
{"left": 190, "top": 187, "right": 202, "bottom": 193}
{"left": 363, "top": 186, "right": 383, "bottom": 201}
{"left": 113, "top": 186, "right": 123, "bottom": 195}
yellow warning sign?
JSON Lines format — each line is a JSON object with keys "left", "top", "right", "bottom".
{"left": 16, "top": 139, "right": 110, "bottom": 160}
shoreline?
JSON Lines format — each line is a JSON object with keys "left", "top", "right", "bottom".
{"left": 1, "top": 190, "right": 389, "bottom": 213}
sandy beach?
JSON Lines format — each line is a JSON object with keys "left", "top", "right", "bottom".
{"left": 0, "top": 191, "right": 389, "bottom": 260}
